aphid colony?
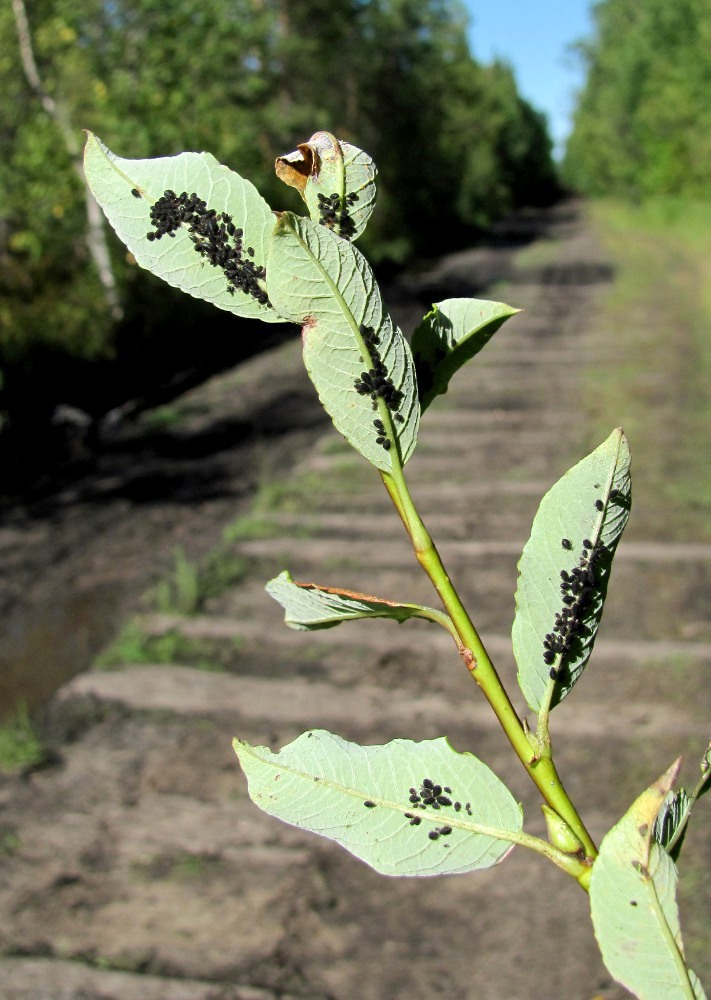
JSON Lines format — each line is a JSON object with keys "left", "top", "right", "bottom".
{"left": 363, "top": 777, "right": 472, "bottom": 845}
{"left": 317, "top": 190, "right": 358, "bottom": 240}
{"left": 353, "top": 324, "right": 405, "bottom": 450}
{"left": 144, "top": 189, "right": 269, "bottom": 306}
{"left": 544, "top": 494, "right": 612, "bottom": 678}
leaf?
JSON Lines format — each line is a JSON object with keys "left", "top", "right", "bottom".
{"left": 411, "top": 297, "right": 520, "bottom": 411}
{"left": 275, "top": 131, "right": 376, "bottom": 241}
{"left": 83, "top": 132, "right": 283, "bottom": 323}
{"left": 654, "top": 790, "right": 691, "bottom": 862}
{"left": 590, "top": 761, "right": 707, "bottom": 1000}
{"left": 265, "top": 570, "right": 449, "bottom": 632}
{"left": 233, "top": 730, "right": 522, "bottom": 877}
{"left": 267, "top": 212, "right": 419, "bottom": 472}
{"left": 512, "top": 428, "right": 631, "bottom": 713}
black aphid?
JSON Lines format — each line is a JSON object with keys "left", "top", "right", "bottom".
{"left": 131, "top": 188, "right": 141, "bottom": 198}
{"left": 317, "top": 190, "right": 357, "bottom": 239}
{"left": 144, "top": 191, "right": 269, "bottom": 305}
{"left": 428, "top": 830, "right": 440, "bottom": 841}
{"left": 423, "top": 778, "right": 434, "bottom": 789}
{"left": 549, "top": 667, "right": 558, "bottom": 680}
{"left": 438, "top": 826, "right": 452, "bottom": 836}
{"left": 409, "top": 816, "right": 422, "bottom": 826}
{"left": 454, "top": 802, "right": 462, "bottom": 812}
{"left": 443, "top": 786, "right": 451, "bottom": 793}
{"left": 363, "top": 800, "right": 376, "bottom": 808}
{"left": 583, "top": 539, "right": 593, "bottom": 549}
{"left": 561, "top": 538, "right": 572, "bottom": 550}
{"left": 437, "top": 796, "right": 452, "bottom": 806}
{"left": 610, "top": 489, "right": 620, "bottom": 500}
{"left": 595, "top": 499, "right": 604, "bottom": 511}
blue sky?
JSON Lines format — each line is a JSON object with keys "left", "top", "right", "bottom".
{"left": 463, "top": 0, "right": 595, "bottom": 157}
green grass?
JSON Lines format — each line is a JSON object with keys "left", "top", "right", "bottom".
{"left": 584, "top": 198, "right": 711, "bottom": 541}
{"left": 0, "top": 703, "right": 45, "bottom": 773}
{"left": 151, "top": 545, "right": 248, "bottom": 615}
{"left": 94, "top": 621, "right": 228, "bottom": 672}
{"left": 251, "top": 462, "right": 371, "bottom": 513}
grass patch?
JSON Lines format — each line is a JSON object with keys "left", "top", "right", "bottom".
{"left": 585, "top": 198, "right": 711, "bottom": 540}
{"left": 151, "top": 545, "right": 248, "bottom": 615}
{"left": 0, "top": 703, "right": 45, "bottom": 773}
{"left": 94, "top": 621, "right": 228, "bottom": 672}
{"left": 251, "top": 462, "right": 371, "bottom": 513}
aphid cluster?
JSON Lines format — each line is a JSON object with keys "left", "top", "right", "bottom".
{"left": 317, "top": 190, "right": 358, "bottom": 239}
{"left": 403, "top": 777, "right": 473, "bottom": 842}
{"left": 361, "top": 776, "right": 474, "bottom": 846}
{"left": 353, "top": 324, "right": 404, "bottom": 449}
{"left": 145, "top": 190, "right": 269, "bottom": 306}
{"left": 544, "top": 499, "right": 610, "bottom": 678}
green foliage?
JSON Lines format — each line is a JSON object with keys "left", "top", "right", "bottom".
{"left": 151, "top": 546, "right": 248, "bottom": 616}
{"left": 95, "top": 620, "right": 225, "bottom": 672}
{"left": 83, "top": 135, "right": 282, "bottom": 322}
{"left": 267, "top": 211, "right": 420, "bottom": 471}
{"left": 86, "top": 129, "right": 708, "bottom": 1000}
{"left": 0, "top": 703, "right": 45, "bottom": 772}
{"left": 266, "top": 570, "right": 450, "bottom": 632}
{"left": 584, "top": 199, "right": 711, "bottom": 542}
{"left": 411, "top": 297, "right": 520, "bottom": 412}
{"left": 564, "top": 0, "right": 711, "bottom": 198}
{"left": 1, "top": 0, "right": 557, "bottom": 456}
{"left": 590, "top": 763, "right": 707, "bottom": 1000}
{"left": 513, "top": 429, "right": 631, "bottom": 713}
{"left": 234, "top": 731, "right": 523, "bottom": 876}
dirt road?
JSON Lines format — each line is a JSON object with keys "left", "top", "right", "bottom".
{"left": 1, "top": 202, "right": 709, "bottom": 1000}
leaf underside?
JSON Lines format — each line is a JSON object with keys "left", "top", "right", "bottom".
{"left": 234, "top": 730, "right": 522, "bottom": 877}
{"left": 83, "top": 133, "right": 283, "bottom": 322}
{"left": 590, "top": 761, "right": 707, "bottom": 1000}
{"left": 411, "top": 297, "right": 520, "bottom": 411}
{"left": 265, "top": 570, "right": 443, "bottom": 631}
{"left": 512, "top": 428, "right": 631, "bottom": 712}
{"left": 276, "top": 131, "right": 376, "bottom": 242}
{"left": 266, "top": 212, "right": 419, "bottom": 472}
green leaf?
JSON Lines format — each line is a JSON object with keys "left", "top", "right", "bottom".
{"left": 512, "top": 428, "right": 631, "bottom": 713}
{"left": 275, "top": 131, "right": 377, "bottom": 241}
{"left": 654, "top": 789, "right": 692, "bottom": 862}
{"left": 265, "top": 570, "right": 451, "bottom": 632}
{"left": 411, "top": 297, "right": 520, "bottom": 411}
{"left": 590, "top": 762, "right": 707, "bottom": 1000}
{"left": 83, "top": 132, "right": 283, "bottom": 323}
{"left": 267, "top": 212, "right": 419, "bottom": 472}
{"left": 233, "top": 730, "right": 522, "bottom": 877}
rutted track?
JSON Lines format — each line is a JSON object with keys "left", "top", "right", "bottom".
{"left": 1, "top": 203, "right": 709, "bottom": 1000}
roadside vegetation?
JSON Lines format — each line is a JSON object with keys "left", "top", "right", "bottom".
{"left": 0, "top": 0, "right": 558, "bottom": 491}
{"left": 583, "top": 200, "right": 711, "bottom": 542}
{"left": 564, "top": 0, "right": 711, "bottom": 199}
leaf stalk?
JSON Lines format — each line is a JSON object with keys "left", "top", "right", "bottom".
{"left": 381, "top": 465, "right": 598, "bottom": 868}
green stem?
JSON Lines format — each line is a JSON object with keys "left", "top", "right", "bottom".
{"left": 381, "top": 465, "right": 598, "bottom": 871}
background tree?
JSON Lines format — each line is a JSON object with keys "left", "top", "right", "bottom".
{"left": 0, "top": 0, "right": 557, "bottom": 489}
{"left": 563, "top": 0, "right": 711, "bottom": 197}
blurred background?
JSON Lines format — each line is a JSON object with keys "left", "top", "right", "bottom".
{"left": 1, "top": 1, "right": 711, "bottom": 998}
{"left": 0, "top": 0, "right": 562, "bottom": 491}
